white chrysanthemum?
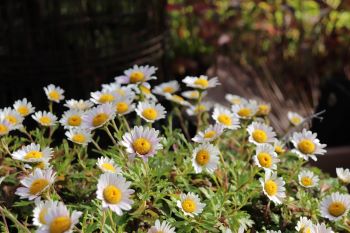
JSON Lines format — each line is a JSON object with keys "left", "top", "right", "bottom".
{"left": 273, "top": 140, "right": 286, "bottom": 155}
{"left": 290, "top": 129, "right": 327, "bottom": 161}
{"left": 295, "top": 217, "right": 314, "bottom": 233}
{"left": 0, "top": 119, "right": 12, "bottom": 136}
{"left": 59, "top": 109, "right": 84, "bottom": 129}
{"left": 212, "top": 107, "right": 240, "bottom": 130}
{"left": 192, "top": 124, "right": 224, "bottom": 143}
{"left": 320, "top": 192, "right": 350, "bottom": 221}
{"left": 336, "top": 168, "right": 350, "bottom": 184}
{"left": 12, "top": 143, "right": 53, "bottom": 163}
{"left": 182, "top": 90, "right": 206, "bottom": 100}
{"left": 32, "top": 199, "right": 59, "bottom": 226}
{"left": 182, "top": 75, "right": 220, "bottom": 90}
{"left": 0, "top": 107, "right": 24, "bottom": 129}
{"left": 65, "top": 128, "right": 92, "bottom": 146}
{"left": 117, "top": 65, "right": 157, "bottom": 84}
{"left": 176, "top": 192, "right": 206, "bottom": 217}
{"left": 44, "top": 84, "right": 65, "bottom": 103}
{"left": 32, "top": 111, "right": 57, "bottom": 127}
{"left": 191, "top": 143, "right": 220, "bottom": 174}
{"left": 15, "top": 168, "right": 56, "bottom": 200}
{"left": 298, "top": 170, "right": 319, "bottom": 188}
{"left": 164, "top": 93, "right": 190, "bottom": 106}
{"left": 259, "top": 171, "right": 286, "bottom": 204}
{"left": 81, "top": 103, "right": 115, "bottom": 129}
{"left": 253, "top": 144, "right": 279, "bottom": 171}
{"left": 231, "top": 101, "right": 258, "bottom": 119}
{"left": 153, "top": 80, "right": 180, "bottom": 96}
{"left": 64, "top": 99, "right": 94, "bottom": 111}
{"left": 137, "top": 82, "right": 158, "bottom": 101}
{"left": 97, "top": 157, "right": 122, "bottom": 174}
{"left": 247, "top": 122, "right": 276, "bottom": 145}
{"left": 96, "top": 173, "right": 134, "bottom": 215}
{"left": 225, "top": 94, "right": 246, "bottom": 105}
{"left": 113, "top": 96, "right": 135, "bottom": 116}
{"left": 186, "top": 102, "right": 212, "bottom": 116}
{"left": 135, "top": 101, "right": 166, "bottom": 123}
{"left": 256, "top": 101, "right": 271, "bottom": 116}
{"left": 36, "top": 202, "right": 82, "bottom": 233}
{"left": 90, "top": 91, "right": 117, "bottom": 104}
{"left": 13, "top": 98, "right": 35, "bottom": 117}
{"left": 288, "top": 111, "right": 304, "bottom": 126}
{"left": 311, "top": 223, "right": 334, "bottom": 233}
{"left": 102, "top": 82, "right": 136, "bottom": 99}
{"left": 148, "top": 219, "right": 176, "bottom": 233}
{"left": 120, "top": 126, "right": 163, "bottom": 161}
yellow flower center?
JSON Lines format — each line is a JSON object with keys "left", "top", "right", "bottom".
{"left": 328, "top": 201, "right": 346, "bottom": 217}
{"left": 172, "top": 95, "right": 185, "bottom": 103}
{"left": 298, "top": 139, "right": 315, "bottom": 154}
{"left": 98, "top": 94, "right": 115, "bottom": 103}
{"left": 72, "top": 134, "right": 86, "bottom": 144}
{"left": 258, "top": 105, "right": 270, "bottom": 115}
{"left": 0, "top": 124, "right": 8, "bottom": 134}
{"left": 163, "top": 86, "right": 174, "bottom": 93}
{"left": 29, "top": 178, "right": 49, "bottom": 195}
{"left": 190, "top": 92, "right": 199, "bottom": 98}
{"left": 218, "top": 114, "right": 232, "bottom": 126}
{"left": 142, "top": 108, "right": 158, "bottom": 121}
{"left": 291, "top": 116, "right": 302, "bottom": 125}
{"left": 39, "top": 208, "right": 48, "bottom": 224}
{"left": 35, "top": 162, "right": 46, "bottom": 169}
{"left": 67, "top": 115, "right": 82, "bottom": 127}
{"left": 48, "top": 91, "right": 61, "bottom": 101}
{"left": 101, "top": 163, "right": 116, "bottom": 172}
{"left": 103, "top": 185, "right": 122, "bottom": 204}
{"left": 116, "top": 102, "right": 129, "bottom": 114}
{"left": 304, "top": 227, "right": 312, "bottom": 233}
{"left": 264, "top": 179, "right": 278, "bottom": 196}
{"left": 195, "top": 105, "right": 206, "bottom": 113}
{"left": 204, "top": 130, "right": 216, "bottom": 139}
{"left": 5, "top": 115, "right": 17, "bottom": 125}
{"left": 39, "top": 116, "right": 52, "bottom": 125}
{"left": 194, "top": 78, "right": 208, "bottom": 88}
{"left": 92, "top": 113, "right": 108, "bottom": 127}
{"left": 49, "top": 216, "right": 71, "bottom": 233}
{"left": 257, "top": 152, "right": 272, "bottom": 168}
{"left": 301, "top": 177, "right": 313, "bottom": 187}
{"left": 181, "top": 199, "right": 197, "bottom": 213}
{"left": 140, "top": 85, "right": 151, "bottom": 95}
{"left": 252, "top": 129, "right": 268, "bottom": 143}
{"left": 24, "top": 150, "right": 43, "bottom": 160}
{"left": 17, "top": 106, "right": 29, "bottom": 116}
{"left": 130, "top": 71, "right": 145, "bottom": 83}
{"left": 195, "top": 149, "right": 210, "bottom": 166}
{"left": 275, "top": 146, "right": 284, "bottom": 154}
{"left": 132, "top": 138, "right": 152, "bottom": 155}
{"left": 237, "top": 108, "right": 252, "bottom": 118}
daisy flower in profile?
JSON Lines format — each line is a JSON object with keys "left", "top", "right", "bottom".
{"left": 0, "top": 119, "right": 12, "bottom": 136}
{"left": 12, "top": 143, "right": 53, "bottom": 163}
{"left": 186, "top": 102, "right": 212, "bottom": 116}
{"left": 320, "top": 192, "right": 350, "bottom": 221}
{"left": 192, "top": 143, "right": 220, "bottom": 174}
{"left": 212, "top": 107, "right": 240, "bottom": 130}
{"left": 59, "top": 109, "right": 84, "bottom": 129}
{"left": 13, "top": 98, "right": 35, "bottom": 117}
{"left": 247, "top": 122, "right": 276, "bottom": 145}
{"left": 148, "top": 219, "right": 176, "bottom": 233}
{"left": 231, "top": 101, "right": 258, "bottom": 119}
{"left": 288, "top": 111, "right": 304, "bottom": 126}
{"left": 153, "top": 80, "right": 180, "bottom": 96}
{"left": 120, "top": 126, "right": 163, "bottom": 161}
{"left": 256, "top": 101, "right": 271, "bottom": 116}
{"left": 97, "top": 157, "right": 122, "bottom": 174}
{"left": 32, "top": 199, "right": 59, "bottom": 226}
{"left": 225, "top": 94, "right": 246, "bottom": 105}
{"left": 82, "top": 103, "right": 115, "bottom": 129}
{"left": 177, "top": 192, "right": 206, "bottom": 217}
{"left": 64, "top": 99, "right": 94, "bottom": 111}
{"left": 0, "top": 107, "right": 24, "bottom": 129}
{"left": 65, "top": 128, "right": 92, "bottom": 146}
{"left": 135, "top": 101, "right": 166, "bottom": 123}
{"left": 90, "top": 91, "right": 116, "bottom": 104}
{"left": 182, "top": 75, "right": 220, "bottom": 90}
{"left": 96, "top": 173, "right": 134, "bottom": 215}
{"left": 298, "top": 170, "right": 319, "bottom": 188}
{"left": 295, "top": 217, "right": 314, "bottom": 233}
{"left": 273, "top": 140, "right": 286, "bottom": 155}
{"left": 290, "top": 129, "right": 327, "bottom": 161}
{"left": 253, "top": 144, "right": 279, "bottom": 171}
{"left": 192, "top": 124, "right": 224, "bottom": 143}
{"left": 260, "top": 171, "right": 286, "bottom": 204}
{"left": 15, "top": 168, "right": 56, "bottom": 200}
{"left": 164, "top": 93, "right": 190, "bottom": 106}
{"left": 182, "top": 90, "right": 206, "bottom": 100}
{"left": 336, "top": 168, "right": 350, "bottom": 184}
{"left": 44, "top": 84, "right": 64, "bottom": 103}
{"left": 113, "top": 96, "right": 135, "bottom": 116}
{"left": 36, "top": 202, "right": 82, "bottom": 233}
{"left": 138, "top": 82, "right": 158, "bottom": 101}
{"left": 32, "top": 111, "right": 57, "bottom": 127}
{"left": 312, "top": 223, "right": 334, "bottom": 233}
{"left": 117, "top": 64, "right": 157, "bottom": 84}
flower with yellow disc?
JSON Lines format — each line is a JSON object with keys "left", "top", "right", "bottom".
{"left": 44, "top": 84, "right": 65, "bottom": 103}
{"left": 191, "top": 143, "right": 220, "bottom": 174}
{"left": 135, "top": 101, "right": 166, "bottom": 123}
{"left": 260, "top": 171, "right": 286, "bottom": 204}
{"left": 247, "top": 122, "right": 276, "bottom": 145}
{"left": 177, "top": 192, "right": 206, "bottom": 217}
{"left": 253, "top": 144, "right": 279, "bottom": 171}
{"left": 182, "top": 75, "right": 220, "bottom": 90}
{"left": 320, "top": 192, "right": 350, "bottom": 221}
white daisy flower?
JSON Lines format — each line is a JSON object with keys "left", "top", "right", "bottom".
{"left": 90, "top": 91, "right": 117, "bottom": 104}
{"left": 32, "top": 199, "right": 59, "bottom": 226}
{"left": 36, "top": 202, "right": 82, "bottom": 233}
{"left": 247, "top": 122, "right": 276, "bottom": 145}
{"left": 0, "top": 119, "right": 12, "bottom": 136}
{"left": 148, "top": 219, "right": 176, "bottom": 233}
{"left": 65, "top": 128, "right": 92, "bottom": 146}
{"left": 231, "top": 101, "right": 258, "bottom": 119}
{"left": 311, "top": 223, "right": 334, "bottom": 233}
{"left": 153, "top": 80, "right": 180, "bottom": 96}
{"left": 120, "top": 126, "right": 163, "bottom": 161}
{"left": 138, "top": 82, "right": 158, "bottom": 101}
{"left": 0, "top": 107, "right": 24, "bottom": 129}
{"left": 225, "top": 94, "right": 246, "bottom": 105}
{"left": 164, "top": 93, "right": 190, "bottom": 106}
{"left": 298, "top": 170, "right": 319, "bottom": 188}
{"left": 191, "top": 143, "right": 220, "bottom": 174}
{"left": 192, "top": 124, "right": 224, "bottom": 143}
{"left": 290, "top": 129, "right": 327, "bottom": 161}
{"left": 96, "top": 173, "right": 134, "bottom": 215}
{"left": 43, "top": 84, "right": 64, "bottom": 103}
{"left": 117, "top": 65, "right": 157, "bottom": 84}
{"left": 15, "top": 168, "right": 56, "bottom": 200}
{"left": 336, "top": 168, "right": 350, "bottom": 184}
{"left": 295, "top": 217, "right": 314, "bottom": 233}
{"left": 135, "top": 101, "right": 166, "bottom": 123}
{"left": 97, "top": 157, "right": 122, "bottom": 174}
{"left": 13, "top": 98, "right": 35, "bottom": 117}
{"left": 12, "top": 143, "right": 53, "bottom": 163}
{"left": 81, "top": 103, "right": 115, "bottom": 129}
{"left": 59, "top": 109, "right": 84, "bottom": 129}
{"left": 186, "top": 102, "right": 212, "bottom": 116}
{"left": 176, "top": 192, "right": 205, "bottom": 217}
{"left": 181, "top": 90, "right": 206, "bottom": 100}
{"left": 273, "top": 140, "right": 286, "bottom": 155}
{"left": 288, "top": 111, "right": 304, "bottom": 126}
{"left": 113, "top": 96, "right": 135, "bottom": 116}
{"left": 64, "top": 99, "right": 94, "bottom": 111}
{"left": 253, "top": 144, "right": 279, "bottom": 171}
{"left": 320, "top": 192, "right": 350, "bottom": 221}
{"left": 182, "top": 75, "right": 220, "bottom": 90}
{"left": 256, "top": 101, "right": 271, "bottom": 116}
{"left": 212, "top": 107, "right": 240, "bottom": 130}
{"left": 260, "top": 171, "right": 286, "bottom": 204}
{"left": 32, "top": 111, "right": 57, "bottom": 127}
